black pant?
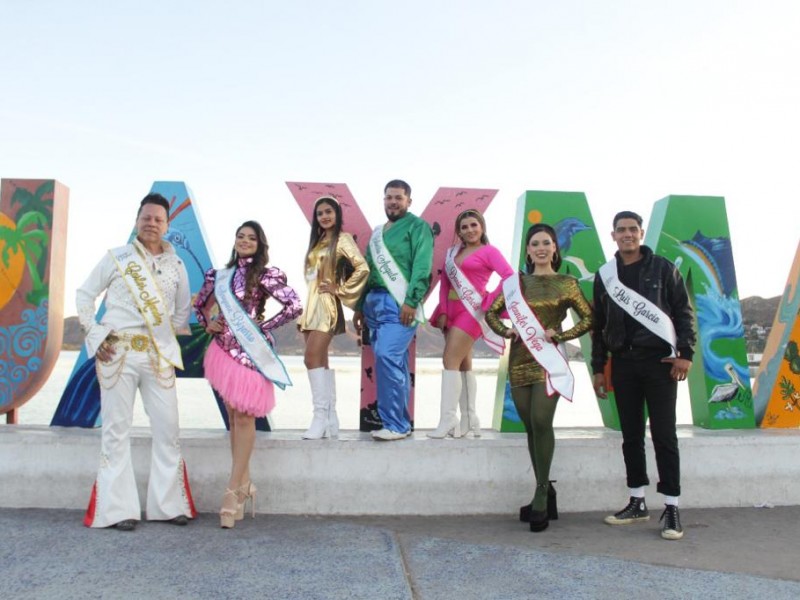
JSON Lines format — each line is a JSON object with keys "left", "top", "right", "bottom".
{"left": 611, "top": 356, "right": 680, "bottom": 497}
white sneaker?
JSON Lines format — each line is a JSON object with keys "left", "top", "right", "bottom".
{"left": 371, "top": 428, "right": 409, "bottom": 441}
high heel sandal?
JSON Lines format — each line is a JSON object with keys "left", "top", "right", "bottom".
{"left": 220, "top": 489, "right": 239, "bottom": 529}
{"left": 237, "top": 481, "right": 257, "bottom": 520}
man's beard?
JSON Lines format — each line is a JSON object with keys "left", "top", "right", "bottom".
{"left": 386, "top": 210, "right": 406, "bottom": 222}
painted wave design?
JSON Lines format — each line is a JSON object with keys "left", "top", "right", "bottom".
{"left": 0, "top": 301, "right": 48, "bottom": 409}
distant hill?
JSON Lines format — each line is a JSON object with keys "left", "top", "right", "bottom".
{"left": 62, "top": 316, "right": 85, "bottom": 351}
{"left": 741, "top": 296, "right": 781, "bottom": 354}
{"left": 63, "top": 315, "right": 451, "bottom": 357}
{"left": 61, "top": 295, "right": 782, "bottom": 356}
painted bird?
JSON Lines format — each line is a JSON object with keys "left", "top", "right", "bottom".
{"left": 554, "top": 218, "right": 591, "bottom": 255}
{"left": 708, "top": 362, "right": 747, "bottom": 408}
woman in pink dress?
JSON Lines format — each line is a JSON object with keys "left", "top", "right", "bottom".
{"left": 194, "top": 221, "right": 302, "bottom": 528}
{"left": 428, "top": 209, "right": 514, "bottom": 438}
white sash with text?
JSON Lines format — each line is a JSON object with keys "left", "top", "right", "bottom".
{"left": 598, "top": 260, "right": 677, "bottom": 357}
{"left": 502, "top": 275, "right": 574, "bottom": 401}
{"left": 369, "top": 225, "right": 425, "bottom": 324}
{"left": 444, "top": 245, "right": 505, "bottom": 355}
{"left": 215, "top": 268, "right": 292, "bottom": 389}
{"left": 109, "top": 245, "right": 183, "bottom": 369}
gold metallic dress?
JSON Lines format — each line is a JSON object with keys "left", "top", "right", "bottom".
{"left": 298, "top": 232, "right": 369, "bottom": 335}
{"left": 486, "top": 273, "right": 594, "bottom": 388}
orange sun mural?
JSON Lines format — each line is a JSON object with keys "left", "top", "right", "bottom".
{"left": 0, "top": 211, "right": 25, "bottom": 310}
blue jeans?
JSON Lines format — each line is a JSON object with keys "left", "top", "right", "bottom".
{"left": 363, "top": 290, "right": 417, "bottom": 434}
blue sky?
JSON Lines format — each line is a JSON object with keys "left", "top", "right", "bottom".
{"left": 2, "top": 0, "right": 798, "bottom": 314}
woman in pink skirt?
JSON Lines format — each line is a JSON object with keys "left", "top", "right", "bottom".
{"left": 428, "top": 209, "right": 514, "bottom": 438}
{"left": 194, "top": 220, "right": 302, "bottom": 528}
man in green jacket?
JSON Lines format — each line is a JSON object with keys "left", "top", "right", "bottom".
{"left": 353, "top": 179, "right": 434, "bottom": 440}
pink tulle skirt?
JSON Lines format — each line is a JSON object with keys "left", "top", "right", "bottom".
{"left": 203, "top": 341, "right": 275, "bottom": 417}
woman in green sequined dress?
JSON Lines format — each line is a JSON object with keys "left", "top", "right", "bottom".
{"left": 486, "top": 223, "right": 593, "bottom": 532}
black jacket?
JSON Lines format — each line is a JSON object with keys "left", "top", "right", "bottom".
{"left": 591, "top": 245, "right": 695, "bottom": 373}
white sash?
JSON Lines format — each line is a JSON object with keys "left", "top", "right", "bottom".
{"left": 109, "top": 245, "right": 183, "bottom": 369}
{"left": 444, "top": 245, "right": 505, "bottom": 355}
{"left": 502, "top": 275, "right": 574, "bottom": 401}
{"left": 214, "top": 268, "right": 292, "bottom": 390}
{"left": 369, "top": 225, "right": 426, "bottom": 324}
{"left": 598, "top": 260, "right": 677, "bottom": 358}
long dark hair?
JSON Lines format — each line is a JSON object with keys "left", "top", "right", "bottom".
{"left": 226, "top": 220, "right": 269, "bottom": 318}
{"left": 305, "top": 196, "right": 343, "bottom": 281}
{"left": 524, "top": 223, "right": 562, "bottom": 274}
{"left": 454, "top": 209, "right": 489, "bottom": 245}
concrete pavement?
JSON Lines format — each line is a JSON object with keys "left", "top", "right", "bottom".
{"left": 2, "top": 506, "right": 800, "bottom": 599}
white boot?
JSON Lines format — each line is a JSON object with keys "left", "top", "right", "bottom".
{"left": 428, "top": 370, "right": 462, "bottom": 439}
{"left": 459, "top": 370, "right": 481, "bottom": 437}
{"left": 302, "top": 367, "right": 329, "bottom": 439}
{"left": 326, "top": 368, "right": 339, "bottom": 439}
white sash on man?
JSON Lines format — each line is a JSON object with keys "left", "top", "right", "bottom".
{"left": 444, "top": 245, "right": 505, "bottom": 355}
{"left": 502, "top": 275, "right": 574, "bottom": 401}
{"left": 369, "top": 225, "right": 426, "bottom": 324}
{"left": 109, "top": 245, "right": 183, "bottom": 369}
{"left": 214, "top": 268, "right": 292, "bottom": 390}
{"left": 598, "top": 260, "right": 677, "bottom": 358}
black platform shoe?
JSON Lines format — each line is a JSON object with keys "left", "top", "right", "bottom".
{"left": 519, "top": 503, "right": 533, "bottom": 523}
{"left": 113, "top": 519, "right": 137, "bottom": 532}
{"left": 529, "top": 509, "right": 549, "bottom": 532}
{"left": 547, "top": 481, "right": 558, "bottom": 521}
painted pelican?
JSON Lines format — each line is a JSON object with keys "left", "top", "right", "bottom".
{"left": 708, "top": 363, "right": 747, "bottom": 407}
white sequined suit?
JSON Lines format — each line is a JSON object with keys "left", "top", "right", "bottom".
{"left": 77, "top": 238, "right": 196, "bottom": 527}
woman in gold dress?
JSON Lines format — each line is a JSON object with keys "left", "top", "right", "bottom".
{"left": 299, "top": 196, "right": 369, "bottom": 439}
{"left": 486, "top": 223, "right": 593, "bottom": 532}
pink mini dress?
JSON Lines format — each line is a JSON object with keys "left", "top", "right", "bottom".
{"left": 194, "top": 258, "right": 302, "bottom": 417}
{"left": 429, "top": 244, "right": 514, "bottom": 340}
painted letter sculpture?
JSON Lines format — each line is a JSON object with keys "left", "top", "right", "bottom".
{"left": 50, "top": 182, "right": 268, "bottom": 430}
{"left": 756, "top": 242, "right": 800, "bottom": 427}
{"left": 494, "top": 191, "right": 756, "bottom": 431}
{"left": 0, "top": 179, "right": 69, "bottom": 423}
{"left": 288, "top": 182, "right": 498, "bottom": 431}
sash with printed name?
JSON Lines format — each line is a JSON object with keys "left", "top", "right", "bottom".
{"left": 444, "top": 245, "right": 505, "bottom": 355}
{"left": 502, "top": 275, "right": 574, "bottom": 401}
{"left": 214, "top": 267, "right": 292, "bottom": 389}
{"left": 369, "top": 225, "right": 426, "bottom": 324}
{"left": 598, "top": 260, "right": 677, "bottom": 358}
{"left": 109, "top": 244, "right": 183, "bottom": 369}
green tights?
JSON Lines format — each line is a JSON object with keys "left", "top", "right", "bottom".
{"left": 511, "top": 383, "right": 559, "bottom": 511}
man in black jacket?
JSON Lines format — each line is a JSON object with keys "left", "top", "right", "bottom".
{"left": 592, "top": 210, "right": 695, "bottom": 540}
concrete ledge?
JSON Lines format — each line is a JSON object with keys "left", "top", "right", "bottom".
{"left": 1, "top": 425, "right": 798, "bottom": 514}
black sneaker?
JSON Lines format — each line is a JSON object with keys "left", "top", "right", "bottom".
{"left": 604, "top": 496, "right": 650, "bottom": 525}
{"left": 112, "top": 519, "right": 137, "bottom": 532}
{"left": 659, "top": 505, "right": 684, "bottom": 540}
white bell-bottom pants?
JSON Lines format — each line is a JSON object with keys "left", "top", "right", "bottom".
{"left": 84, "top": 348, "right": 196, "bottom": 527}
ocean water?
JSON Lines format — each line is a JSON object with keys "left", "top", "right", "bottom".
{"left": 17, "top": 352, "right": 696, "bottom": 430}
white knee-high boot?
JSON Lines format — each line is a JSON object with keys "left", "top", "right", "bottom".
{"left": 326, "top": 368, "right": 339, "bottom": 439}
{"left": 459, "top": 370, "right": 481, "bottom": 437}
{"left": 302, "top": 367, "right": 330, "bottom": 439}
{"left": 428, "top": 370, "right": 462, "bottom": 439}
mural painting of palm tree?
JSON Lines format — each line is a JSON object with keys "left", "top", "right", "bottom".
{"left": 0, "top": 209, "right": 49, "bottom": 306}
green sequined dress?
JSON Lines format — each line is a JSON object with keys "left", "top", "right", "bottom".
{"left": 486, "top": 273, "right": 593, "bottom": 388}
